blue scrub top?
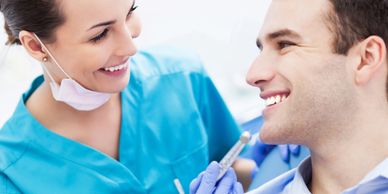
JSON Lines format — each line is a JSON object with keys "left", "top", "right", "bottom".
{"left": 0, "top": 46, "right": 241, "bottom": 194}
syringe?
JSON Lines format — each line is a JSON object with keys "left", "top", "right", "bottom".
{"left": 216, "top": 131, "right": 252, "bottom": 181}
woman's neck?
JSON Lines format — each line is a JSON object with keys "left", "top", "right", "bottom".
{"left": 26, "top": 81, "right": 122, "bottom": 159}
{"left": 25, "top": 80, "right": 121, "bottom": 132}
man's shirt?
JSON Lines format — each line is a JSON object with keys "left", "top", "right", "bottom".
{"left": 248, "top": 157, "right": 388, "bottom": 194}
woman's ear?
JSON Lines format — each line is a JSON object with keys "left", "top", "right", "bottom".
{"left": 354, "top": 36, "right": 387, "bottom": 85}
{"left": 19, "top": 30, "right": 46, "bottom": 61}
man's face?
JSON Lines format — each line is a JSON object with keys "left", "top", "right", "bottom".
{"left": 246, "top": 0, "right": 356, "bottom": 145}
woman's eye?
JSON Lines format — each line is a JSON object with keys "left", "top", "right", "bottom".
{"left": 278, "top": 41, "right": 296, "bottom": 49}
{"left": 90, "top": 28, "right": 109, "bottom": 43}
{"left": 127, "top": 1, "right": 138, "bottom": 19}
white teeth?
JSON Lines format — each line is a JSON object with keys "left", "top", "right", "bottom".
{"left": 270, "top": 96, "right": 275, "bottom": 104}
{"left": 104, "top": 63, "right": 128, "bottom": 72}
{"left": 275, "top": 95, "right": 281, "bottom": 104}
{"left": 265, "top": 98, "right": 270, "bottom": 106}
{"left": 265, "top": 94, "right": 288, "bottom": 106}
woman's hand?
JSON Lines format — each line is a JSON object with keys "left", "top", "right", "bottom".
{"left": 190, "top": 162, "right": 244, "bottom": 194}
{"left": 250, "top": 138, "right": 301, "bottom": 166}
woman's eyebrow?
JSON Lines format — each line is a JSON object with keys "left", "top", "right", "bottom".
{"left": 88, "top": 20, "right": 117, "bottom": 31}
{"left": 87, "top": 0, "right": 135, "bottom": 31}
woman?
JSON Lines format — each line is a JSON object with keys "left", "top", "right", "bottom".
{"left": 0, "top": 0, "right": 243, "bottom": 193}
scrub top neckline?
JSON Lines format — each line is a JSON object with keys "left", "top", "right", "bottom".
{"left": 11, "top": 75, "right": 145, "bottom": 189}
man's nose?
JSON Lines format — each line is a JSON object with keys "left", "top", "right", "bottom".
{"left": 246, "top": 55, "right": 276, "bottom": 88}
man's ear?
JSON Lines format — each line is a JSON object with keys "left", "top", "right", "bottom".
{"left": 19, "top": 30, "right": 46, "bottom": 61}
{"left": 354, "top": 36, "right": 387, "bottom": 85}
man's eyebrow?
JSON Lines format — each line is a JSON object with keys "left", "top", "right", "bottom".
{"left": 88, "top": 20, "right": 117, "bottom": 31}
{"left": 256, "top": 29, "right": 302, "bottom": 50}
{"left": 268, "top": 29, "right": 302, "bottom": 40}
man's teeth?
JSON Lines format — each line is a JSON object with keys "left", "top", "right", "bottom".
{"left": 265, "top": 95, "right": 288, "bottom": 106}
{"left": 103, "top": 63, "right": 128, "bottom": 72}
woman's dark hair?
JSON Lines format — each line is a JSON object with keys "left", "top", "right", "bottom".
{"left": 0, "top": 0, "right": 65, "bottom": 45}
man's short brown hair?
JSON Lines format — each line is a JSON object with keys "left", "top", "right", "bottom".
{"left": 325, "top": 0, "right": 388, "bottom": 100}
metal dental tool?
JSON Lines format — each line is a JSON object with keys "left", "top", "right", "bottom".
{"left": 216, "top": 131, "right": 252, "bottom": 181}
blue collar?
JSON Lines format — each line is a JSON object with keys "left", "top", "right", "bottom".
{"left": 284, "top": 157, "right": 388, "bottom": 194}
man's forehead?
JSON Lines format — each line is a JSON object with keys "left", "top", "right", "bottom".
{"left": 258, "top": 0, "right": 331, "bottom": 41}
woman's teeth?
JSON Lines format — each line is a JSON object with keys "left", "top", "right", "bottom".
{"left": 103, "top": 63, "right": 128, "bottom": 72}
{"left": 265, "top": 95, "right": 288, "bottom": 106}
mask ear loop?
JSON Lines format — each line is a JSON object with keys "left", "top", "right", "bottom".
{"left": 41, "top": 56, "right": 60, "bottom": 89}
{"left": 33, "top": 33, "right": 72, "bottom": 80}
{"left": 41, "top": 57, "right": 55, "bottom": 80}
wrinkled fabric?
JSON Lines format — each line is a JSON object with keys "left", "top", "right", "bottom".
{"left": 247, "top": 157, "right": 388, "bottom": 194}
{"left": 0, "top": 46, "right": 241, "bottom": 194}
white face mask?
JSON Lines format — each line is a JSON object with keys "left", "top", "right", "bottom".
{"left": 34, "top": 33, "right": 112, "bottom": 111}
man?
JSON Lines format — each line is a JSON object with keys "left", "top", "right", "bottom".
{"left": 190, "top": 0, "right": 388, "bottom": 193}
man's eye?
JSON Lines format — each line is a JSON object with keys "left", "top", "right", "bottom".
{"left": 278, "top": 41, "right": 296, "bottom": 49}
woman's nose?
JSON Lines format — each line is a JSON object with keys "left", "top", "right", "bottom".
{"left": 115, "top": 15, "right": 142, "bottom": 57}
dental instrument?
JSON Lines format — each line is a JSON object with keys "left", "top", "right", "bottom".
{"left": 217, "top": 131, "right": 252, "bottom": 181}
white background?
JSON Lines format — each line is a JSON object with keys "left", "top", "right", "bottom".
{"left": 0, "top": 0, "right": 271, "bottom": 126}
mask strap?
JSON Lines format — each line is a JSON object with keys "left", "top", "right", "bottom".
{"left": 40, "top": 59, "right": 59, "bottom": 87}
{"left": 33, "top": 33, "right": 72, "bottom": 79}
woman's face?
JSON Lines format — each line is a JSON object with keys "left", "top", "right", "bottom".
{"left": 44, "top": 0, "right": 141, "bottom": 93}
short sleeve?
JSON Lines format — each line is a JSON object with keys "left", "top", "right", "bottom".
{"left": 196, "top": 72, "right": 242, "bottom": 161}
{"left": 132, "top": 45, "right": 242, "bottom": 161}
{"left": 0, "top": 173, "right": 21, "bottom": 194}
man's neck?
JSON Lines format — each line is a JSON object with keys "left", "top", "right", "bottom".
{"left": 308, "top": 111, "right": 388, "bottom": 194}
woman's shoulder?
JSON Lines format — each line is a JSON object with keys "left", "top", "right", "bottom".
{"left": 0, "top": 121, "right": 30, "bottom": 172}
{"left": 131, "top": 45, "right": 207, "bottom": 79}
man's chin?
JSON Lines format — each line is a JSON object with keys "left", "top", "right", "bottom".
{"left": 259, "top": 127, "right": 277, "bottom": 144}
{"left": 259, "top": 124, "right": 289, "bottom": 144}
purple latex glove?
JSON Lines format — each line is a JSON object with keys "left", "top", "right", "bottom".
{"left": 190, "top": 162, "right": 244, "bottom": 194}
{"left": 278, "top": 144, "right": 300, "bottom": 163}
{"left": 251, "top": 138, "right": 301, "bottom": 166}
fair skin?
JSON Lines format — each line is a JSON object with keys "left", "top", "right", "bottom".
{"left": 246, "top": 0, "right": 388, "bottom": 193}
{"left": 19, "top": 0, "right": 141, "bottom": 159}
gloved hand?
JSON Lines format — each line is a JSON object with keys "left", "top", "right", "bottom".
{"left": 250, "top": 138, "right": 301, "bottom": 166}
{"left": 278, "top": 144, "right": 300, "bottom": 163}
{"left": 190, "top": 161, "right": 244, "bottom": 194}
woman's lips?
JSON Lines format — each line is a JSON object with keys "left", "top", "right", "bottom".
{"left": 99, "top": 61, "right": 129, "bottom": 77}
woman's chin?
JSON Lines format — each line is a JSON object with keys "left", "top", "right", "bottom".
{"left": 98, "top": 73, "right": 131, "bottom": 93}
{"left": 103, "top": 84, "right": 128, "bottom": 93}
